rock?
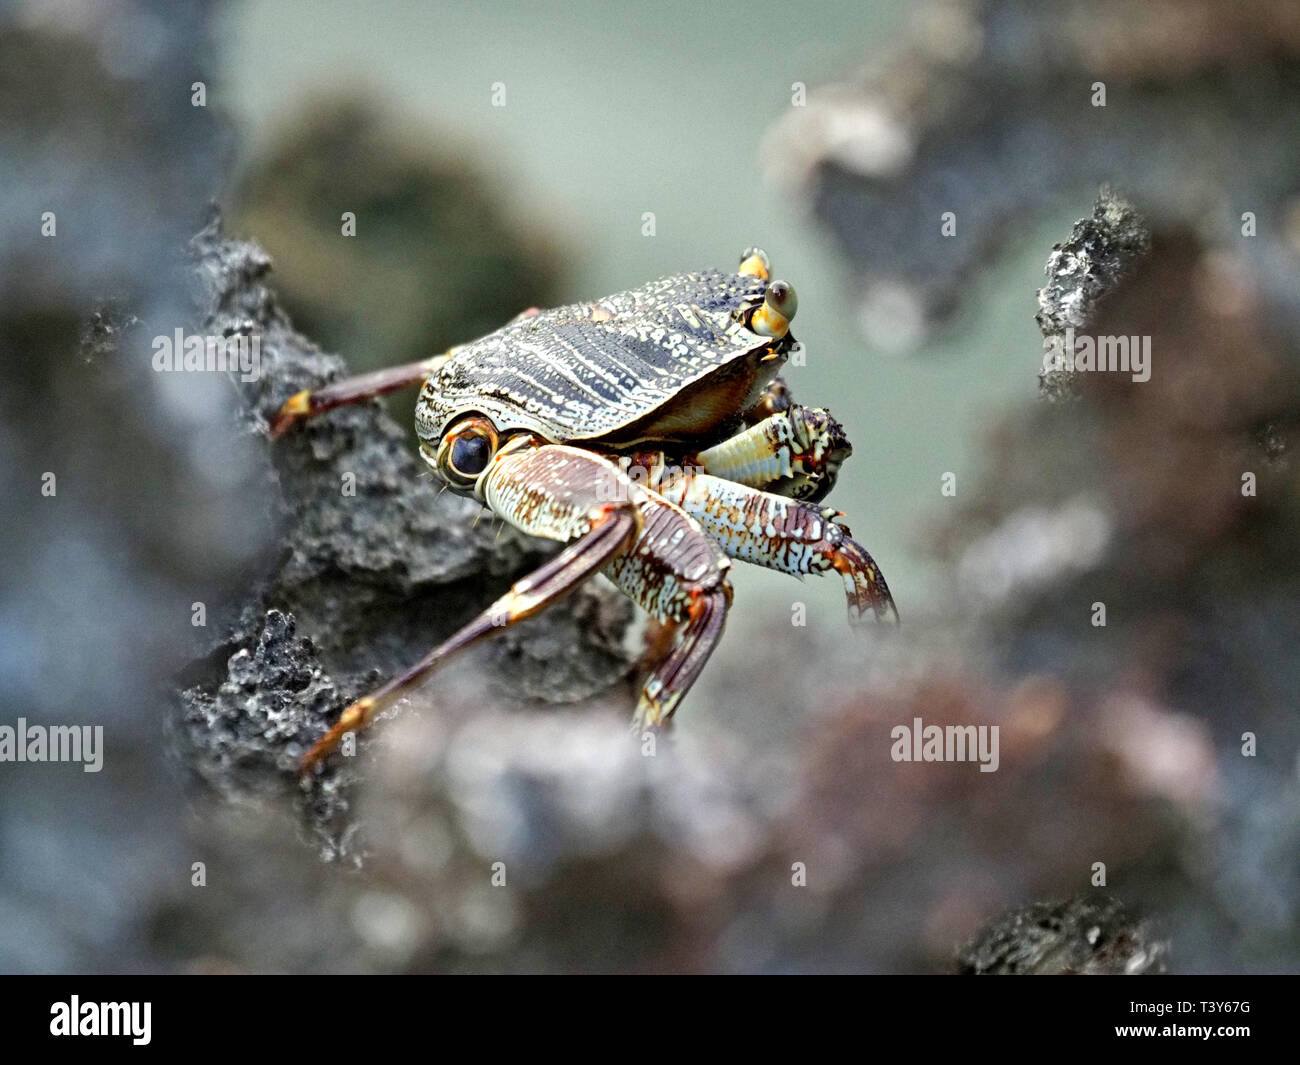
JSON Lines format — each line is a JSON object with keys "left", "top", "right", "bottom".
{"left": 1036, "top": 189, "right": 1151, "bottom": 400}
{"left": 229, "top": 96, "right": 562, "bottom": 392}
{"left": 768, "top": 0, "right": 1300, "bottom": 345}
{"left": 174, "top": 215, "right": 638, "bottom": 860}
{"left": 958, "top": 895, "right": 1168, "bottom": 974}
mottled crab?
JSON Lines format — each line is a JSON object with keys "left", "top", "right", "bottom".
{"left": 272, "top": 248, "right": 896, "bottom": 772}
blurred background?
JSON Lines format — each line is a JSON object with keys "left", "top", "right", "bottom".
{"left": 1, "top": 0, "right": 1298, "bottom": 972}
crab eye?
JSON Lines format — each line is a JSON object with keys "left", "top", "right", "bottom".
{"left": 436, "top": 416, "right": 499, "bottom": 487}
{"left": 765, "top": 280, "right": 797, "bottom": 319}
{"left": 750, "top": 279, "right": 798, "bottom": 338}
{"left": 738, "top": 247, "right": 771, "bottom": 280}
{"left": 449, "top": 431, "right": 491, "bottom": 478}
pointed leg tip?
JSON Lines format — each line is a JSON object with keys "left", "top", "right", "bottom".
{"left": 298, "top": 697, "right": 373, "bottom": 775}
{"left": 298, "top": 737, "right": 332, "bottom": 776}
{"left": 847, "top": 593, "right": 900, "bottom": 630}
{"left": 630, "top": 698, "right": 668, "bottom": 736}
{"left": 269, "top": 390, "right": 312, "bottom": 439}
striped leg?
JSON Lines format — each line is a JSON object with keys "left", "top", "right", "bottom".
{"left": 300, "top": 445, "right": 734, "bottom": 770}
{"left": 269, "top": 354, "right": 448, "bottom": 437}
{"left": 601, "top": 492, "right": 733, "bottom": 732}
{"left": 658, "top": 472, "right": 897, "bottom": 626}
{"left": 694, "top": 404, "right": 852, "bottom": 503}
{"left": 490, "top": 448, "right": 733, "bottom": 733}
{"left": 300, "top": 445, "right": 640, "bottom": 773}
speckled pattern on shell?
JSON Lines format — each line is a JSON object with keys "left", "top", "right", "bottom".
{"left": 416, "top": 270, "right": 771, "bottom": 445}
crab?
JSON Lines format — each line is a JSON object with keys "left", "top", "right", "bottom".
{"left": 271, "top": 248, "right": 896, "bottom": 773}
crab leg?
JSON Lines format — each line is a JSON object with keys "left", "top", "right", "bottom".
{"left": 269, "top": 354, "right": 448, "bottom": 438}
{"left": 694, "top": 404, "right": 852, "bottom": 503}
{"left": 487, "top": 445, "right": 734, "bottom": 732}
{"left": 270, "top": 306, "right": 549, "bottom": 437}
{"left": 601, "top": 492, "right": 733, "bottom": 732}
{"left": 657, "top": 472, "right": 897, "bottom": 626}
{"left": 741, "top": 375, "right": 793, "bottom": 423}
{"left": 299, "top": 445, "right": 641, "bottom": 773}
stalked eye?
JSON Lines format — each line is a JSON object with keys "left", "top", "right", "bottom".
{"left": 738, "top": 247, "right": 771, "bottom": 280}
{"left": 750, "top": 279, "right": 798, "bottom": 338}
{"left": 765, "top": 280, "right": 797, "bottom": 319}
{"left": 450, "top": 431, "right": 490, "bottom": 477}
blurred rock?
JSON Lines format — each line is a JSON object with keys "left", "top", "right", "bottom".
{"left": 1037, "top": 189, "right": 1151, "bottom": 400}
{"left": 761, "top": 0, "right": 1300, "bottom": 966}
{"left": 229, "top": 96, "right": 562, "bottom": 438}
{"left": 922, "top": 203, "right": 1300, "bottom": 970}
{"left": 958, "top": 894, "right": 1167, "bottom": 974}
{"left": 766, "top": 0, "right": 1300, "bottom": 347}
{"left": 0, "top": 0, "right": 259, "bottom": 972}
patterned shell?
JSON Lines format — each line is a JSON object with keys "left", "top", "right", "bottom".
{"left": 416, "top": 269, "right": 774, "bottom": 445}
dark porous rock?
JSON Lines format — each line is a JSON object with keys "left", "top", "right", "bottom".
{"left": 174, "top": 217, "right": 638, "bottom": 861}
{"left": 958, "top": 895, "right": 1168, "bottom": 975}
{"left": 178, "top": 609, "right": 344, "bottom": 787}
{"left": 1036, "top": 189, "right": 1151, "bottom": 400}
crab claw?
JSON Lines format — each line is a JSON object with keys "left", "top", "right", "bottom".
{"left": 831, "top": 531, "right": 900, "bottom": 627}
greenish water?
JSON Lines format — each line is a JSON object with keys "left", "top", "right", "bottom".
{"left": 219, "top": 0, "right": 1060, "bottom": 624}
